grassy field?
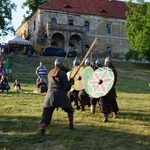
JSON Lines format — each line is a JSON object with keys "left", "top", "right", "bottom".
{"left": 0, "top": 55, "right": 150, "bottom": 150}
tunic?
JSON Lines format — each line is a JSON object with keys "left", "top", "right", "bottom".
{"left": 43, "top": 68, "right": 72, "bottom": 108}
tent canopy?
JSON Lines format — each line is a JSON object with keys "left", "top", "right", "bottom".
{"left": 8, "top": 35, "right": 31, "bottom": 45}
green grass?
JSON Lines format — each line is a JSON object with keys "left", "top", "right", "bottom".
{"left": 0, "top": 55, "right": 150, "bottom": 150}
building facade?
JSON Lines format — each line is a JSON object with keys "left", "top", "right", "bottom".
{"left": 16, "top": 0, "right": 129, "bottom": 58}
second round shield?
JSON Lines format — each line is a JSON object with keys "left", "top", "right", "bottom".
{"left": 69, "top": 66, "right": 85, "bottom": 91}
{"left": 82, "top": 66, "right": 94, "bottom": 94}
{"left": 87, "top": 67, "right": 114, "bottom": 98}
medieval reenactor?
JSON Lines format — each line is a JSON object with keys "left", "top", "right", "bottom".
{"left": 90, "top": 58, "right": 103, "bottom": 114}
{"left": 39, "top": 59, "right": 74, "bottom": 136}
{"left": 99, "top": 57, "right": 119, "bottom": 122}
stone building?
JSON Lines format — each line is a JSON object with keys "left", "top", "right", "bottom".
{"left": 16, "top": 0, "right": 129, "bottom": 58}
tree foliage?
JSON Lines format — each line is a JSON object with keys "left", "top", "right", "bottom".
{"left": 125, "top": 0, "right": 150, "bottom": 61}
{"left": 22, "top": 0, "right": 48, "bottom": 16}
{"left": 0, "top": 0, "right": 16, "bottom": 38}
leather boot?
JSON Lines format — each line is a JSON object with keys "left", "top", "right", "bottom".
{"left": 68, "top": 113, "right": 74, "bottom": 129}
{"left": 90, "top": 105, "right": 96, "bottom": 114}
{"left": 40, "top": 129, "right": 45, "bottom": 136}
{"left": 80, "top": 105, "right": 85, "bottom": 111}
{"left": 39, "top": 123, "right": 47, "bottom": 136}
{"left": 103, "top": 114, "right": 108, "bottom": 122}
{"left": 113, "top": 112, "right": 118, "bottom": 118}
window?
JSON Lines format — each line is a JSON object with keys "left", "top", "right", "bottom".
{"left": 68, "top": 19, "right": 73, "bottom": 25}
{"left": 34, "top": 20, "right": 36, "bottom": 30}
{"left": 85, "top": 44, "right": 90, "bottom": 51}
{"left": 51, "top": 17, "right": 57, "bottom": 24}
{"left": 106, "top": 23, "right": 111, "bottom": 34}
{"left": 84, "top": 21, "right": 90, "bottom": 32}
{"left": 106, "top": 46, "right": 112, "bottom": 57}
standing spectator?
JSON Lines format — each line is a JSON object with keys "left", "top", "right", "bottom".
{"left": 0, "top": 57, "right": 4, "bottom": 67}
{"left": 4, "top": 58, "right": 13, "bottom": 81}
{"left": 36, "top": 61, "right": 47, "bottom": 83}
{"left": 0, "top": 62, "right": 6, "bottom": 77}
{"left": 39, "top": 59, "right": 74, "bottom": 136}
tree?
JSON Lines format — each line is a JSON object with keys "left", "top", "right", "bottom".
{"left": 0, "top": 0, "right": 16, "bottom": 38}
{"left": 125, "top": 0, "right": 150, "bottom": 61}
{"left": 22, "top": 0, "right": 48, "bottom": 16}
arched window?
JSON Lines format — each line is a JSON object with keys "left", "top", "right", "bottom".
{"left": 106, "top": 46, "right": 112, "bottom": 57}
{"left": 68, "top": 19, "right": 73, "bottom": 25}
{"left": 51, "top": 17, "right": 57, "bottom": 24}
{"left": 106, "top": 23, "right": 111, "bottom": 34}
{"left": 85, "top": 44, "right": 90, "bottom": 51}
{"left": 84, "top": 21, "right": 90, "bottom": 31}
{"left": 69, "top": 43, "right": 74, "bottom": 47}
{"left": 34, "top": 20, "right": 36, "bottom": 30}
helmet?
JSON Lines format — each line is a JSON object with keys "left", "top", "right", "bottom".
{"left": 54, "top": 59, "right": 64, "bottom": 68}
{"left": 84, "top": 57, "right": 91, "bottom": 66}
{"left": 104, "top": 56, "right": 112, "bottom": 67}
{"left": 95, "top": 58, "right": 102, "bottom": 67}
{"left": 73, "top": 58, "right": 80, "bottom": 67}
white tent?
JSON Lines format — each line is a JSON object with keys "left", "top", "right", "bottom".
{"left": 8, "top": 35, "right": 31, "bottom": 45}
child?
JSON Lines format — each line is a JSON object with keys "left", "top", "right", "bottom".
{"left": 14, "top": 79, "right": 21, "bottom": 92}
{"left": 37, "top": 78, "right": 47, "bottom": 93}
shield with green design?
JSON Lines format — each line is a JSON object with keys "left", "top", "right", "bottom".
{"left": 82, "top": 66, "right": 94, "bottom": 94}
{"left": 87, "top": 67, "right": 114, "bottom": 98}
{"left": 69, "top": 66, "right": 85, "bottom": 91}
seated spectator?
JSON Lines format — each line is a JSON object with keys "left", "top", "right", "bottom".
{"left": 32, "top": 52, "right": 37, "bottom": 57}
{"left": 14, "top": 79, "right": 21, "bottom": 92}
{"left": 0, "top": 74, "right": 10, "bottom": 92}
{"left": 10, "top": 52, "right": 14, "bottom": 56}
{"left": 37, "top": 78, "right": 47, "bottom": 93}
{"left": 27, "top": 51, "right": 32, "bottom": 57}
{"left": 32, "top": 52, "right": 40, "bottom": 58}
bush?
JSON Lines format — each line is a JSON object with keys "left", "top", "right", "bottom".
{"left": 125, "top": 49, "right": 139, "bottom": 61}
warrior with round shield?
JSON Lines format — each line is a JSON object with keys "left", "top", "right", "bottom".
{"left": 67, "top": 58, "right": 80, "bottom": 110}
{"left": 99, "top": 57, "right": 119, "bottom": 122}
{"left": 77, "top": 57, "right": 91, "bottom": 111}
{"left": 39, "top": 59, "right": 74, "bottom": 136}
{"left": 90, "top": 58, "right": 103, "bottom": 114}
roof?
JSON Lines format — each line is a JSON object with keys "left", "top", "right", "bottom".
{"left": 8, "top": 36, "right": 31, "bottom": 45}
{"left": 39, "top": 0, "right": 129, "bottom": 19}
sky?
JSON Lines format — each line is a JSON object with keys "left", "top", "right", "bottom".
{"left": 0, "top": 0, "right": 150, "bottom": 44}
{"left": 0, "top": 0, "right": 27, "bottom": 44}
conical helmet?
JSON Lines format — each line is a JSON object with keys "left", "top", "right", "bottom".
{"left": 54, "top": 59, "right": 64, "bottom": 68}
{"left": 84, "top": 57, "right": 91, "bottom": 66}
{"left": 104, "top": 56, "right": 112, "bottom": 66}
{"left": 95, "top": 58, "right": 102, "bottom": 67}
{"left": 73, "top": 58, "right": 80, "bottom": 67}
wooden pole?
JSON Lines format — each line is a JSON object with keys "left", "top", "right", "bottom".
{"left": 71, "top": 37, "right": 99, "bottom": 79}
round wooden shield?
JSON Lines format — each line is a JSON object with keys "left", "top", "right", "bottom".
{"left": 87, "top": 67, "right": 114, "bottom": 98}
{"left": 69, "top": 66, "right": 85, "bottom": 91}
{"left": 82, "top": 66, "right": 94, "bottom": 94}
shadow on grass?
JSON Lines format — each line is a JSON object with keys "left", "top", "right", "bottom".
{"left": 120, "top": 111, "right": 150, "bottom": 126}
{"left": 0, "top": 113, "right": 149, "bottom": 150}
